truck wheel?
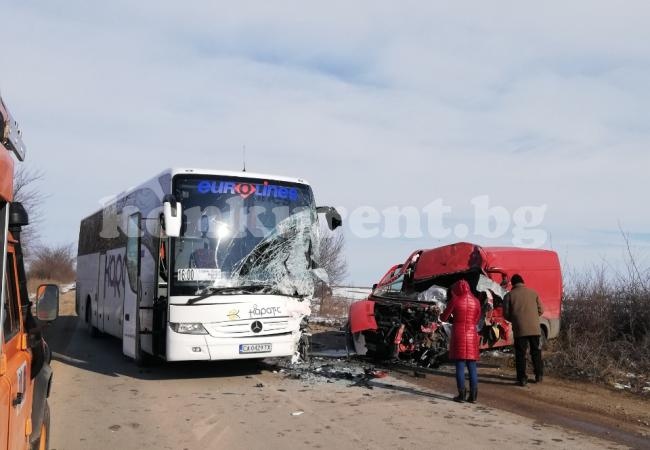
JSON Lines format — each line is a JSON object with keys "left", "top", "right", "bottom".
{"left": 31, "top": 401, "right": 50, "bottom": 450}
{"left": 86, "top": 300, "right": 99, "bottom": 338}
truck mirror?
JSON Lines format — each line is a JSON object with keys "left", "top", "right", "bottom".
{"left": 9, "top": 202, "right": 29, "bottom": 229}
{"left": 36, "top": 284, "right": 59, "bottom": 322}
{"left": 316, "top": 206, "right": 342, "bottom": 231}
{"left": 163, "top": 194, "right": 182, "bottom": 238}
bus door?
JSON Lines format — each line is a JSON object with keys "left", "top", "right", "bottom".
{"left": 123, "top": 213, "right": 141, "bottom": 359}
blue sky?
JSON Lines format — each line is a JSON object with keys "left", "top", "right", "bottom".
{"left": 2, "top": 1, "right": 649, "bottom": 284}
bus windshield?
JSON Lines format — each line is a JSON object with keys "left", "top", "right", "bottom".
{"left": 171, "top": 175, "right": 324, "bottom": 297}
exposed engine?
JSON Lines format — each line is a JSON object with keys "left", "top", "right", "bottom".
{"left": 359, "top": 300, "right": 449, "bottom": 368}
{"left": 349, "top": 274, "right": 508, "bottom": 368}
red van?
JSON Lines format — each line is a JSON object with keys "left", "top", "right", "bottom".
{"left": 347, "top": 242, "right": 562, "bottom": 367}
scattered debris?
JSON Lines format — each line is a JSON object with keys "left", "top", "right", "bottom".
{"left": 268, "top": 354, "right": 393, "bottom": 391}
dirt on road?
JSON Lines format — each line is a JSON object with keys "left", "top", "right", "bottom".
{"left": 42, "top": 292, "right": 648, "bottom": 450}
{"left": 311, "top": 324, "right": 650, "bottom": 449}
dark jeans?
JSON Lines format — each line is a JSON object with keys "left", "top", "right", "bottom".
{"left": 514, "top": 336, "right": 543, "bottom": 381}
{"left": 455, "top": 360, "right": 478, "bottom": 391}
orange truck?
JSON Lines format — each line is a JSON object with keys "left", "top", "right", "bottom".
{"left": 1, "top": 95, "right": 59, "bottom": 450}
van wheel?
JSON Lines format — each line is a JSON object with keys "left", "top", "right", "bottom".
{"left": 86, "top": 300, "right": 99, "bottom": 338}
{"left": 31, "top": 401, "right": 50, "bottom": 450}
{"left": 344, "top": 322, "right": 354, "bottom": 358}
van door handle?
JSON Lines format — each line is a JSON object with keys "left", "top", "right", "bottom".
{"left": 12, "top": 392, "right": 24, "bottom": 407}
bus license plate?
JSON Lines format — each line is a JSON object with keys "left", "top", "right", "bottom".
{"left": 239, "top": 343, "right": 272, "bottom": 354}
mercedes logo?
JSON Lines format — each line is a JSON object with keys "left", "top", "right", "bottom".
{"left": 251, "top": 321, "right": 263, "bottom": 333}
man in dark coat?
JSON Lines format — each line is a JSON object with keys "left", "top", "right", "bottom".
{"left": 503, "top": 274, "right": 544, "bottom": 386}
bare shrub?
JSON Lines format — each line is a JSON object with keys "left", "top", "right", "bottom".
{"left": 318, "top": 296, "right": 350, "bottom": 319}
{"left": 548, "top": 259, "right": 650, "bottom": 389}
{"left": 317, "top": 227, "right": 348, "bottom": 286}
{"left": 12, "top": 165, "right": 46, "bottom": 260}
{"left": 28, "top": 243, "right": 76, "bottom": 283}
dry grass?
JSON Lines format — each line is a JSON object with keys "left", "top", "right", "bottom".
{"left": 547, "top": 265, "right": 650, "bottom": 392}
{"left": 315, "top": 296, "right": 351, "bottom": 318}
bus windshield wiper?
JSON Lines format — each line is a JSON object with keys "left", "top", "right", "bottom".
{"left": 187, "top": 284, "right": 274, "bottom": 305}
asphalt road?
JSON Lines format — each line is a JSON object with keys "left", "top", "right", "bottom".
{"left": 43, "top": 304, "right": 630, "bottom": 450}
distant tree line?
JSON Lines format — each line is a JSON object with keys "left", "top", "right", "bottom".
{"left": 13, "top": 165, "right": 76, "bottom": 282}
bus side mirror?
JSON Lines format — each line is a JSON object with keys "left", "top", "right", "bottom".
{"left": 316, "top": 206, "right": 342, "bottom": 231}
{"left": 36, "top": 284, "right": 59, "bottom": 322}
{"left": 163, "top": 195, "right": 182, "bottom": 238}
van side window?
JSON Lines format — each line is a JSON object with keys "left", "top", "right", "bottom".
{"left": 3, "top": 253, "right": 20, "bottom": 341}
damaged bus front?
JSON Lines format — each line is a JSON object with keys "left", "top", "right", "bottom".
{"left": 167, "top": 174, "right": 336, "bottom": 362}
{"left": 347, "top": 242, "right": 562, "bottom": 367}
{"left": 77, "top": 169, "right": 341, "bottom": 363}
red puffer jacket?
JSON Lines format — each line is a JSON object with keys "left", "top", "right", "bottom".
{"left": 440, "top": 280, "right": 481, "bottom": 361}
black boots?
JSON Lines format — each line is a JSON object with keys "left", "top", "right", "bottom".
{"left": 453, "top": 388, "right": 478, "bottom": 403}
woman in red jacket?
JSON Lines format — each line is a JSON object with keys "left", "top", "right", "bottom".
{"left": 440, "top": 279, "right": 482, "bottom": 402}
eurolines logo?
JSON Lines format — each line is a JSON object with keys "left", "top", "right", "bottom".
{"left": 197, "top": 180, "right": 299, "bottom": 201}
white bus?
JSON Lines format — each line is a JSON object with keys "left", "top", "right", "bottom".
{"left": 76, "top": 168, "right": 341, "bottom": 363}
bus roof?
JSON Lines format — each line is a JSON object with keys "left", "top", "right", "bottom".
{"left": 168, "top": 168, "right": 310, "bottom": 186}
{"left": 80, "top": 168, "right": 312, "bottom": 221}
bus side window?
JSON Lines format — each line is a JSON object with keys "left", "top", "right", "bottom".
{"left": 126, "top": 213, "right": 141, "bottom": 292}
{"left": 3, "top": 253, "right": 20, "bottom": 342}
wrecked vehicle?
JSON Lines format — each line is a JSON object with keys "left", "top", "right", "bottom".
{"left": 76, "top": 169, "right": 341, "bottom": 363}
{"left": 347, "top": 242, "right": 562, "bottom": 367}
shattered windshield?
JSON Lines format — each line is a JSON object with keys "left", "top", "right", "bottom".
{"left": 170, "top": 175, "right": 324, "bottom": 297}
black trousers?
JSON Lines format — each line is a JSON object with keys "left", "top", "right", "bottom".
{"left": 514, "top": 336, "right": 543, "bottom": 381}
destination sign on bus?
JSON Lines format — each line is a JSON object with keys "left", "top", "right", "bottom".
{"left": 197, "top": 179, "right": 300, "bottom": 201}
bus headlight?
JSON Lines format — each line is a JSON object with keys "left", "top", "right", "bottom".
{"left": 170, "top": 323, "right": 208, "bottom": 335}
